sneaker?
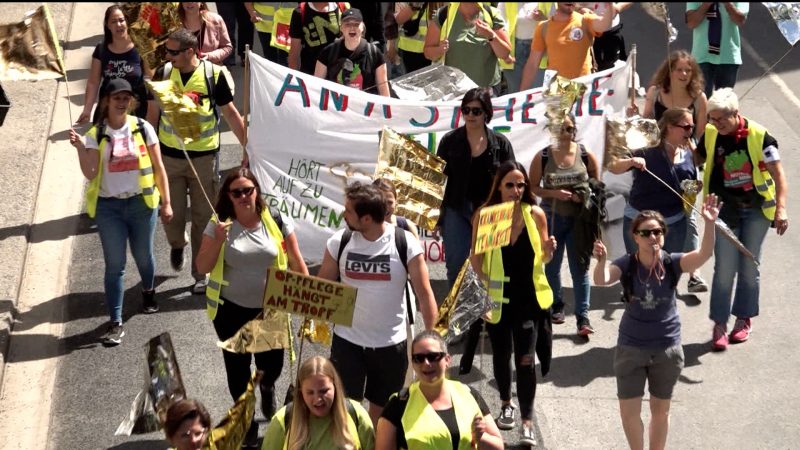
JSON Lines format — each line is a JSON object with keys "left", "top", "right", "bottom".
{"left": 192, "top": 277, "right": 208, "bottom": 295}
{"left": 551, "top": 306, "right": 565, "bottom": 324}
{"left": 712, "top": 323, "right": 728, "bottom": 351}
{"left": 520, "top": 423, "right": 537, "bottom": 447}
{"left": 687, "top": 274, "right": 709, "bottom": 293}
{"left": 577, "top": 316, "right": 595, "bottom": 336}
{"left": 730, "top": 318, "right": 752, "bottom": 343}
{"left": 170, "top": 247, "right": 185, "bottom": 271}
{"left": 102, "top": 322, "right": 124, "bottom": 346}
{"left": 142, "top": 289, "right": 159, "bottom": 314}
{"left": 496, "top": 404, "right": 516, "bottom": 430}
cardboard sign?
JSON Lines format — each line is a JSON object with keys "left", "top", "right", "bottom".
{"left": 263, "top": 268, "right": 357, "bottom": 326}
{"left": 474, "top": 201, "right": 515, "bottom": 255}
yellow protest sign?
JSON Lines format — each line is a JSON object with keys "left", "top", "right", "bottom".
{"left": 474, "top": 201, "right": 515, "bottom": 255}
{"left": 263, "top": 269, "right": 357, "bottom": 326}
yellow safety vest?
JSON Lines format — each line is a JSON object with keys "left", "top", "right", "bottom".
{"left": 205, "top": 209, "right": 288, "bottom": 320}
{"left": 276, "top": 399, "right": 363, "bottom": 450}
{"left": 481, "top": 203, "right": 553, "bottom": 324}
{"left": 702, "top": 120, "right": 777, "bottom": 221}
{"left": 85, "top": 116, "right": 160, "bottom": 219}
{"left": 498, "top": 3, "right": 516, "bottom": 70}
{"left": 401, "top": 380, "right": 481, "bottom": 450}
{"left": 398, "top": 6, "right": 429, "bottom": 54}
{"left": 253, "top": 2, "right": 277, "bottom": 33}
{"left": 270, "top": 4, "right": 296, "bottom": 52}
{"left": 157, "top": 61, "right": 221, "bottom": 151}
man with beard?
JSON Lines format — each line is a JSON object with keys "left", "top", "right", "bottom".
{"left": 317, "top": 182, "right": 438, "bottom": 427}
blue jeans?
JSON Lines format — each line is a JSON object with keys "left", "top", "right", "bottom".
{"left": 545, "top": 211, "right": 590, "bottom": 319}
{"left": 622, "top": 215, "right": 688, "bottom": 255}
{"left": 442, "top": 202, "right": 475, "bottom": 288}
{"left": 94, "top": 196, "right": 158, "bottom": 323}
{"left": 699, "top": 63, "right": 740, "bottom": 98}
{"left": 683, "top": 209, "right": 700, "bottom": 252}
{"left": 709, "top": 208, "right": 770, "bottom": 324}
{"left": 503, "top": 39, "right": 532, "bottom": 94}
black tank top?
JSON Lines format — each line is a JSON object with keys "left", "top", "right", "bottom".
{"left": 501, "top": 229, "right": 543, "bottom": 318}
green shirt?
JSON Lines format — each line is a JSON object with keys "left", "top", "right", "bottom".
{"left": 261, "top": 400, "right": 375, "bottom": 450}
{"left": 686, "top": 2, "right": 749, "bottom": 65}
{"left": 438, "top": 5, "right": 506, "bottom": 88}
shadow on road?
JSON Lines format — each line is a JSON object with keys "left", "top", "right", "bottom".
{"left": 107, "top": 439, "right": 170, "bottom": 450}
{"left": 0, "top": 213, "right": 94, "bottom": 244}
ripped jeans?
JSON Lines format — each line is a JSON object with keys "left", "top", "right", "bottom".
{"left": 487, "top": 309, "right": 539, "bottom": 420}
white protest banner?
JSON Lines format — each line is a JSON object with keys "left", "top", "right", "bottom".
{"left": 247, "top": 52, "right": 631, "bottom": 265}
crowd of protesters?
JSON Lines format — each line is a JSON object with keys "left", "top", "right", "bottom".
{"left": 66, "top": 3, "right": 790, "bottom": 450}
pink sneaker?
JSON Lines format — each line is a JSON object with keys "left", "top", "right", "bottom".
{"left": 712, "top": 323, "right": 728, "bottom": 351}
{"left": 730, "top": 318, "right": 752, "bottom": 343}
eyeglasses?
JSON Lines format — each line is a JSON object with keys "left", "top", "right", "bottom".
{"left": 634, "top": 228, "right": 664, "bottom": 238}
{"left": 180, "top": 427, "right": 207, "bottom": 440}
{"left": 504, "top": 182, "right": 527, "bottom": 190}
{"left": 672, "top": 123, "right": 694, "bottom": 132}
{"left": 411, "top": 352, "right": 447, "bottom": 364}
{"left": 229, "top": 186, "right": 255, "bottom": 198}
{"left": 165, "top": 47, "right": 188, "bottom": 56}
{"left": 460, "top": 106, "right": 484, "bottom": 116}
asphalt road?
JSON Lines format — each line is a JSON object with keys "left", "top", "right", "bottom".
{"left": 3, "top": 3, "right": 800, "bottom": 450}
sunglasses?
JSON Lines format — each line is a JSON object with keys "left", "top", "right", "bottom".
{"left": 229, "top": 186, "right": 255, "bottom": 198}
{"left": 672, "top": 123, "right": 694, "bottom": 132}
{"left": 634, "top": 228, "right": 664, "bottom": 238}
{"left": 165, "top": 47, "right": 188, "bottom": 56}
{"left": 561, "top": 125, "right": 575, "bottom": 134}
{"left": 460, "top": 106, "right": 484, "bottom": 116}
{"left": 411, "top": 352, "right": 447, "bottom": 364}
{"left": 504, "top": 181, "right": 527, "bottom": 190}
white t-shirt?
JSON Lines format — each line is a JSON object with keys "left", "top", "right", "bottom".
{"left": 498, "top": 3, "right": 545, "bottom": 40}
{"left": 84, "top": 119, "right": 159, "bottom": 198}
{"left": 326, "top": 224, "right": 423, "bottom": 348}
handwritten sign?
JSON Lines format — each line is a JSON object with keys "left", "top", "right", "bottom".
{"left": 263, "top": 268, "right": 357, "bottom": 326}
{"left": 474, "top": 201, "right": 515, "bottom": 255}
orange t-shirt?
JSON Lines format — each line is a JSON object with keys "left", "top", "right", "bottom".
{"left": 532, "top": 12, "right": 601, "bottom": 79}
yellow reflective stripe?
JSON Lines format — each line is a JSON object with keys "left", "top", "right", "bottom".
{"left": 762, "top": 199, "right": 777, "bottom": 208}
{"left": 140, "top": 166, "right": 153, "bottom": 176}
{"left": 161, "top": 123, "right": 218, "bottom": 139}
{"left": 141, "top": 186, "right": 155, "bottom": 196}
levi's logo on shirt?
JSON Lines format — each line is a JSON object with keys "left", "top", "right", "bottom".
{"left": 345, "top": 253, "right": 391, "bottom": 280}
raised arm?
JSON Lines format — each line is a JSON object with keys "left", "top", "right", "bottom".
{"left": 592, "top": 239, "right": 621, "bottom": 285}
{"left": 686, "top": 2, "right": 714, "bottom": 29}
{"left": 590, "top": 2, "right": 617, "bottom": 33}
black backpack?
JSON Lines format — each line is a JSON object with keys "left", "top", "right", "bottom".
{"left": 619, "top": 253, "right": 679, "bottom": 303}
{"left": 94, "top": 116, "right": 146, "bottom": 148}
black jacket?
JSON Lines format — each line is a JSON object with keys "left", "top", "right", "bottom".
{"left": 436, "top": 126, "right": 516, "bottom": 213}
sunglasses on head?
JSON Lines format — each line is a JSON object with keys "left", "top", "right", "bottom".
{"left": 460, "top": 106, "right": 484, "bottom": 116}
{"left": 165, "top": 47, "right": 188, "bottom": 56}
{"left": 634, "top": 228, "right": 664, "bottom": 238}
{"left": 229, "top": 186, "right": 255, "bottom": 198}
{"left": 411, "top": 352, "right": 446, "bottom": 364}
{"left": 504, "top": 181, "right": 527, "bottom": 190}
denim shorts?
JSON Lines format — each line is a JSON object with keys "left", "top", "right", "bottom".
{"left": 614, "top": 344, "right": 684, "bottom": 399}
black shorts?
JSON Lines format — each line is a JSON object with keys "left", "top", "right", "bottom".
{"left": 330, "top": 334, "right": 408, "bottom": 407}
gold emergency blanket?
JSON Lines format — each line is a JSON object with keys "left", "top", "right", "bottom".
{"left": 375, "top": 126, "right": 447, "bottom": 231}
{"left": 300, "top": 319, "right": 333, "bottom": 347}
{"left": 434, "top": 260, "right": 492, "bottom": 343}
{"left": 641, "top": 3, "right": 678, "bottom": 43}
{"left": 0, "top": 5, "right": 64, "bottom": 81}
{"left": 120, "top": 2, "right": 182, "bottom": 71}
{"left": 147, "top": 79, "right": 205, "bottom": 142}
{"left": 115, "top": 332, "right": 187, "bottom": 435}
{"left": 204, "top": 372, "right": 261, "bottom": 450}
{"left": 217, "top": 309, "right": 291, "bottom": 354}
{"left": 543, "top": 76, "right": 587, "bottom": 141}
{"left": 604, "top": 115, "right": 660, "bottom": 166}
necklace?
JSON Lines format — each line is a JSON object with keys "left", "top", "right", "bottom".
{"left": 635, "top": 252, "right": 666, "bottom": 288}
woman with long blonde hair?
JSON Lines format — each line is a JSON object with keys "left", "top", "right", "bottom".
{"left": 262, "top": 356, "right": 375, "bottom": 450}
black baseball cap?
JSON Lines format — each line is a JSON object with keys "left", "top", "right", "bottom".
{"left": 105, "top": 78, "right": 133, "bottom": 96}
{"left": 341, "top": 8, "right": 363, "bottom": 23}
